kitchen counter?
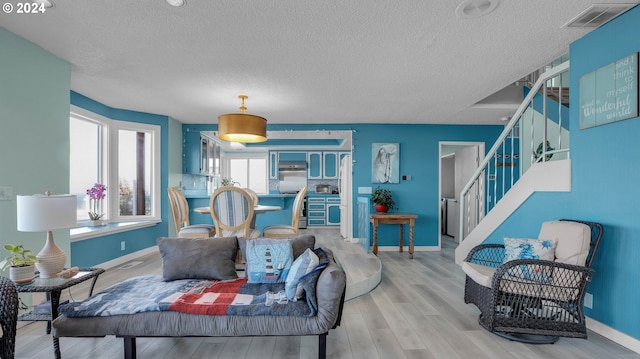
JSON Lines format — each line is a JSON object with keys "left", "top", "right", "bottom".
{"left": 181, "top": 190, "right": 297, "bottom": 199}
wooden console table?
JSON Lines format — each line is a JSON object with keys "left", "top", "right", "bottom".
{"left": 370, "top": 213, "right": 418, "bottom": 259}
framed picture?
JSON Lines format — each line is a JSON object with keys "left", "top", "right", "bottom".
{"left": 371, "top": 143, "right": 399, "bottom": 183}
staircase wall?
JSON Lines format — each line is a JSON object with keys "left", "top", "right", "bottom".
{"left": 455, "top": 159, "right": 571, "bottom": 264}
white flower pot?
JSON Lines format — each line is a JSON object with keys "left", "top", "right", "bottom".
{"left": 10, "top": 265, "right": 35, "bottom": 284}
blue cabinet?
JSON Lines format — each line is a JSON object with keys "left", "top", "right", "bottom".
{"left": 307, "top": 196, "right": 326, "bottom": 226}
{"left": 183, "top": 129, "right": 202, "bottom": 174}
{"left": 307, "top": 195, "right": 340, "bottom": 226}
{"left": 278, "top": 152, "right": 307, "bottom": 162}
{"left": 323, "top": 152, "right": 338, "bottom": 179}
{"left": 308, "top": 151, "right": 340, "bottom": 179}
{"left": 269, "top": 151, "right": 278, "bottom": 179}
{"left": 326, "top": 197, "right": 341, "bottom": 225}
{"left": 307, "top": 152, "right": 322, "bottom": 179}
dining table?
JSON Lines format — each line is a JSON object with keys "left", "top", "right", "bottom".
{"left": 193, "top": 204, "right": 282, "bottom": 229}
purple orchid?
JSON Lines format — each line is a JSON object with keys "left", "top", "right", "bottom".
{"left": 86, "top": 183, "right": 107, "bottom": 220}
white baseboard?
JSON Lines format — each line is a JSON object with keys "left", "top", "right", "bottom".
{"left": 96, "top": 245, "right": 159, "bottom": 270}
{"left": 587, "top": 317, "right": 640, "bottom": 354}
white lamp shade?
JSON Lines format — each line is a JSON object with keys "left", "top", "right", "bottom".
{"left": 17, "top": 194, "right": 77, "bottom": 232}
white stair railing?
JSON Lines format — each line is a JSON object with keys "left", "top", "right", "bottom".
{"left": 458, "top": 61, "right": 570, "bottom": 241}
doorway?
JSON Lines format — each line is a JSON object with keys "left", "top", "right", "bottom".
{"left": 438, "top": 142, "right": 484, "bottom": 248}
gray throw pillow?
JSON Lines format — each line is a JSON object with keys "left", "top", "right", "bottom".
{"left": 157, "top": 236, "right": 238, "bottom": 281}
{"left": 238, "top": 234, "right": 315, "bottom": 261}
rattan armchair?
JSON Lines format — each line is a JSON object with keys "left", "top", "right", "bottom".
{"left": 462, "top": 219, "right": 603, "bottom": 344}
{"left": 1, "top": 276, "right": 19, "bottom": 359}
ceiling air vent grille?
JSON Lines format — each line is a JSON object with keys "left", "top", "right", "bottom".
{"left": 562, "top": 4, "right": 636, "bottom": 28}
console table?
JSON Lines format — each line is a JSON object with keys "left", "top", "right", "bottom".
{"left": 370, "top": 213, "right": 418, "bottom": 258}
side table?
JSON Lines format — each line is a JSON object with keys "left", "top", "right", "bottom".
{"left": 370, "top": 213, "right": 418, "bottom": 258}
{"left": 17, "top": 267, "right": 105, "bottom": 359}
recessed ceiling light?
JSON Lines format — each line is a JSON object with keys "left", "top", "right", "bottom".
{"left": 166, "top": 0, "right": 185, "bottom": 7}
{"left": 455, "top": 0, "right": 499, "bottom": 19}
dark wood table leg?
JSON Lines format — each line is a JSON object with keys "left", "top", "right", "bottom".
{"left": 409, "top": 220, "right": 415, "bottom": 259}
{"left": 399, "top": 224, "right": 404, "bottom": 253}
{"left": 372, "top": 220, "right": 379, "bottom": 255}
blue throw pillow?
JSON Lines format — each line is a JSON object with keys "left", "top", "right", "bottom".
{"left": 285, "top": 248, "right": 320, "bottom": 301}
{"left": 503, "top": 237, "right": 558, "bottom": 283}
{"left": 245, "top": 239, "right": 293, "bottom": 283}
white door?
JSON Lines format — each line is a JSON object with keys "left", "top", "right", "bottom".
{"left": 454, "top": 145, "right": 481, "bottom": 241}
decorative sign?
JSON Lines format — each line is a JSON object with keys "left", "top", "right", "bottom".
{"left": 579, "top": 52, "right": 638, "bottom": 129}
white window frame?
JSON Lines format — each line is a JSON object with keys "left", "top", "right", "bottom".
{"left": 110, "top": 120, "right": 161, "bottom": 222}
{"left": 70, "top": 105, "right": 161, "bottom": 225}
{"left": 223, "top": 152, "right": 269, "bottom": 194}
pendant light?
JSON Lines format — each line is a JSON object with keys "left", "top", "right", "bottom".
{"left": 218, "top": 95, "right": 267, "bottom": 143}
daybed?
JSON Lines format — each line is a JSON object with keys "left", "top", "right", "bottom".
{"left": 51, "top": 235, "right": 347, "bottom": 359}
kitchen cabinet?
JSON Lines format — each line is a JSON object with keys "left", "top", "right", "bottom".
{"left": 269, "top": 151, "right": 278, "bottom": 179}
{"left": 278, "top": 151, "right": 307, "bottom": 162}
{"left": 307, "top": 151, "right": 340, "bottom": 179}
{"left": 200, "top": 135, "right": 220, "bottom": 175}
{"left": 183, "top": 129, "right": 201, "bottom": 174}
{"left": 307, "top": 152, "right": 322, "bottom": 179}
{"left": 307, "top": 195, "right": 340, "bottom": 226}
{"left": 307, "top": 196, "right": 326, "bottom": 226}
{"left": 326, "top": 197, "right": 341, "bottom": 225}
{"left": 323, "top": 152, "right": 338, "bottom": 179}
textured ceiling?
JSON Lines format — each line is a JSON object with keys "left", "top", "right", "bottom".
{"left": 1, "top": 0, "right": 636, "bottom": 125}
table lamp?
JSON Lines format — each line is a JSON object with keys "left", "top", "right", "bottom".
{"left": 16, "top": 192, "right": 77, "bottom": 278}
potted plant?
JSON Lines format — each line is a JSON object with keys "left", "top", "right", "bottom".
{"left": 371, "top": 186, "right": 395, "bottom": 213}
{"left": 86, "top": 183, "right": 107, "bottom": 226}
{"left": 0, "top": 244, "right": 37, "bottom": 284}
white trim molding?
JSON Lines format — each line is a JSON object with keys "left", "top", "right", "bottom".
{"left": 587, "top": 317, "right": 640, "bottom": 354}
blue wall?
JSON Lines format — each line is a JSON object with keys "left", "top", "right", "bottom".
{"left": 69, "top": 92, "right": 170, "bottom": 267}
{"left": 184, "top": 123, "right": 503, "bottom": 248}
{"left": 483, "top": 5, "right": 640, "bottom": 340}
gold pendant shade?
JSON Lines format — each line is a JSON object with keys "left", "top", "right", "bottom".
{"left": 218, "top": 95, "right": 267, "bottom": 143}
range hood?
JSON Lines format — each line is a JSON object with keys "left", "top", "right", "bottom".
{"left": 278, "top": 161, "right": 307, "bottom": 171}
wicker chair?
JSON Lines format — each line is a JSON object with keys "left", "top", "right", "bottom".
{"left": 462, "top": 219, "right": 603, "bottom": 344}
{"left": 1, "top": 276, "right": 19, "bottom": 359}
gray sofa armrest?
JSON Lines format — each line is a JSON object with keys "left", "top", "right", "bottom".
{"left": 315, "top": 249, "right": 347, "bottom": 331}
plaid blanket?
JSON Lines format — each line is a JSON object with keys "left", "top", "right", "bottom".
{"left": 58, "top": 266, "right": 325, "bottom": 318}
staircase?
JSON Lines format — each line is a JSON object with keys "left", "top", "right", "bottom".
{"left": 454, "top": 61, "right": 571, "bottom": 264}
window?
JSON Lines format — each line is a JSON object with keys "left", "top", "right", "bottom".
{"left": 225, "top": 154, "right": 268, "bottom": 194}
{"left": 70, "top": 112, "right": 106, "bottom": 221}
{"left": 70, "top": 106, "right": 161, "bottom": 225}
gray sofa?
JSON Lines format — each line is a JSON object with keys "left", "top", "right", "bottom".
{"left": 51, "top": 237, "right": 347, "bottom": 359}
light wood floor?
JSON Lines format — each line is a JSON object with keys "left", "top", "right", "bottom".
{"left": 15, "top": 229, "right": 640, "bottom": 358}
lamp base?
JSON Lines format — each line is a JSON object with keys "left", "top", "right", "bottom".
{"left": 36, "top": 231, "right": 67, "bottom": 279}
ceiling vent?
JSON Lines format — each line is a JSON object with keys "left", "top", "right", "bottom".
{"left": 562, "top": 3, "right": 636, "bottom": 28}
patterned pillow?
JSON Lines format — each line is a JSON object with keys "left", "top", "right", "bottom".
{"left": 245, "top": 239, "right": 293, "bottom": 283}
{"left": 503, "top": 237, "right": 558, "bottom": 283}
{"left": 285, "top": 248, "right": 320, "bottom": 301}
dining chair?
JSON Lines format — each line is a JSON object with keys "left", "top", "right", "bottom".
{"left": 167, "top": 187, "right": 216, "bottom": 239}
{"left": 210, "top": 186, "right": 261, "bottom": 239}
{"left": 263, "top": 186, "right": 308, "bottom": 239}
{"left": 242, "top": 188, "right": 259, "bottom": 206}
